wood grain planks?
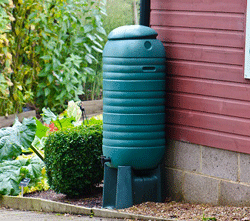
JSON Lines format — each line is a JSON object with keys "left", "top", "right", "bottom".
{"left": 166, "top": 124, "right": 250, "bottom": 154}
{"left": 151, "top": 0, "right": 246, "bottom": 13}
{"left": 151, "top": 11, "right": 245, "bottom": 31}
{"left": 166, "top": 77, "right": 250, "bottom": 102}
{"left": 166, "top": 61, "right": 245, "bottom": 83}
{"left": 166, "top": 108, "right": 250, "bottom": 137}
{"left": 164, "top": 43, "right": 244, "bottom": 65}
{"left": 166, "top": 93, "right": 250, "bottom": 119}
{"left": 152, "top": 26, "right": 244, "bottom": 48}
{"left": 151, "top": 0, "right": 250, "bottom": 153}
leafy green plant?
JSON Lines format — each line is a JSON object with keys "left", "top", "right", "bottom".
{"left": 44, "top": 121, "right": 103, "bottom": 197}
{"left": 35, "top": 0, "right": 106, "bottom": 113}
{"left": 42, "top": 106, "right": 80, "bottom": 131}
{"left": 0, "top": 0, "right": 106, "bottom": 116}
{"left": 16, "top": 154, "right": 49, "bottom": 195}
{"left": 62, "top": 100, "right": 82, "bottom": 123}
{"left": 30, "top": 118, "right": 50, "bottom": 161}
{"left": 83, "top": 63, "right": 103, "bottom": 101}
{"left": 202, "top": 214, "right": 217, "bottom": 221}
{"left": 0, "top": 116, "right": 46, "bottom": 162}
{"left": 0, "top": 99, "right": 102, "bottom": 197}
{"left": 0, "top": 117, "right": 48, "bottom": 195}
{"left": 0, "top": 156, "right": 45, "bottom": 195}
{"left": 0, "top": 99, "right": 103, "bottom": 196}
{"left": 0, "top": 118, "right": 36, "bottom": 162}
{"left": 0, "top": 0, "right": 14, "bottom": 115}
{"left": 0, "top": 0, "right": 39, "bottom": 116}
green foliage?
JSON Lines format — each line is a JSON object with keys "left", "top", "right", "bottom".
{"left": 0, "top": 0, "right": 39, "bottom": 116}
{"left": 0, "top": 0, "right": 141, "bottom": 116}
{"left": 35, "top": 118, "right": 49, "bottom": 139}
{"left": 0, "top": 156, "right": 45, "bottom": 196}
{"left": 0, "top": 116, "right": 48, "bottom": 196}
{"left": 202, "top": 213, "right": 217, "bottom": 221}
{"left": 35, "top": 0, "right": 106, "bottom": 113}
{"left": 0, "top": 102, "right": 102, "bottom": 196}
{"left": 103, "top": 0, "right": 139, "bottom": 36}
{"left": 41, "top": 107, "right": 58, "bottom": 125}
{"left": 62, "top": 100, "right": 82, "bottom": 123}
{"left": 44, "top": 121, "right": 103, "bottom": 197}
{"left": 41, "top": 104, "right": 81, "bottom": 130}
{"left": 0, "top": 117, "right": 36, "bottom": 162}
{"left": 0, "top": 0, "right": 106, "bottom": 116}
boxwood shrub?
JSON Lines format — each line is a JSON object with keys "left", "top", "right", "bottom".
{"left": 44, "top": 121, "right": 103, "bottom": 197}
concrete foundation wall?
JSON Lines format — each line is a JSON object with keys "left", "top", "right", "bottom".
{"left": 164, "top": 140, "right": 250, "bottom": 206}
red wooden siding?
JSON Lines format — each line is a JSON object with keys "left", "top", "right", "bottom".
{"left": 164, "top": 44, "right": 244, "bottom": 65}
{"left": 151, "top": 11, "right": 244, "bottom": 31}
{"left": 154, "top": 27, "right": 244, "bottom": 48}
{"left": 166, "top": 93, "right": 250, "bottom": 119}
{"left": 150, "top": 0, "right": 250, "bottom": 154}
{"left": 151, "top": 0, "right": 246, "bottom": 13}
{"left": 167, "top": 61, "right": 244, "bottom": 83}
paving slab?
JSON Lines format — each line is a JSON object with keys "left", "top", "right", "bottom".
{"left": 0, "top": 207, "right": 122, "bottom": 221}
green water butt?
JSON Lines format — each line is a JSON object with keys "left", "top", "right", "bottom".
{"left": 102, "top": 25, "right": 166, "bottom": 170}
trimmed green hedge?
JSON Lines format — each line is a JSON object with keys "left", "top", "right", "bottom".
{"left": 44, "top": 122, "right": 103, "bottom": 197}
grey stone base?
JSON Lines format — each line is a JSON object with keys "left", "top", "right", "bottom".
{"left": 164, "top": 140, "right": 250, "bottom": 206}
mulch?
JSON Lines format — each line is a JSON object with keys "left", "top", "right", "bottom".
{"left": 24, "top": 187, "right": 103, "bottom": 208}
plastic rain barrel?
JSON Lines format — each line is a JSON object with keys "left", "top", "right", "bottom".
{"left": 102, "top": 25, "right": 166, "bottom": 170}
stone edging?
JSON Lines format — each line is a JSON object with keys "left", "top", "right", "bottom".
{"left": 0, "top": 196, "right": 174, "bottom": 221}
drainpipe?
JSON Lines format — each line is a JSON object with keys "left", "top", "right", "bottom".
{"left": 140, "top": 0, "right": 150, "bottom": 26}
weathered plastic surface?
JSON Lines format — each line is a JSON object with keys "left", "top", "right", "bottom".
{"left": 102, "top": 25, "right": 166, "bottom": 170}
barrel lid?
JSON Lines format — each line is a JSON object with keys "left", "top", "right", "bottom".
{"left": 108, "top": 25, "right": 158, "bottom": 40}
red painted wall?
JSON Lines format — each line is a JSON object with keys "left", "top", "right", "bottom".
{"left": 150, "top": 0, "right": 250, "bottom": 154}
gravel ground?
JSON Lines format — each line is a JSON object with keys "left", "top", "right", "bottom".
{"left": 25, "top": 189, "right": 250, "bottom": 221}
{"left": 121, "top": 201, "right": 250, "bottom": 221}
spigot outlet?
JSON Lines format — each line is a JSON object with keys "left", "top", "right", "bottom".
{"left": 101, "top": 155, "right": 111, "bottom": 166}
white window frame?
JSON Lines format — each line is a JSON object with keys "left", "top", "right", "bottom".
{"left": 245, "top": 0, "right": 250, "bottom": 78}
